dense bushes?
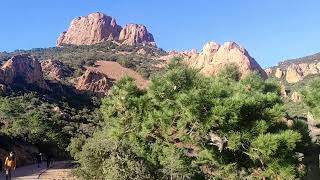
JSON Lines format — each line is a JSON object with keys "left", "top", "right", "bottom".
{"left": 0, "top": 91, "right": 102, "bottom": 156}
{"left": 71, "top": 62, "right": 306, "bottom": 179}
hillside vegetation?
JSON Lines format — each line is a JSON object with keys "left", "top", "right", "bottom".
{"left": 0, "top": 41, "right": 167, "bottom": 78}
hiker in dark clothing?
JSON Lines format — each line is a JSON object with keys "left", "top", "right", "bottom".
{"left": 36, "top": 153, "right": 42, "bottom": 168}
{"left": 45, "top": 153, "right": 53, "bottom": 168}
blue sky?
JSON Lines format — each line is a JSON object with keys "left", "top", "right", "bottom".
{"left": 0, "top": 0, "right": 320, "bottom": 68}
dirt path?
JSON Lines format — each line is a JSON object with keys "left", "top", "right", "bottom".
{"left": 39, "top": 161, "right": 76, "bottom": 180}
{"left": 0, "top": 161, "right": 76, "bottom": 180}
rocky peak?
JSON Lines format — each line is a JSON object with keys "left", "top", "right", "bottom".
{"left": 185, "top": 41, "right": 267, "bottom": 79}
{"left": 0, "top": 54, "right": 48, "bottom": 89}
{"left": 57, "top": 12, "right": 122, "bottom": 46}
{"left": 41, "top": 59, "right": 73, "bottom": 80}
{"left": 203, "top": 42, "right": 220, "bottom": 55}
{"left": 57, "top": 12, "right": 156, "bottom": 46}
{"left": 119, "top": 24, "right": 155, "bottom": 46}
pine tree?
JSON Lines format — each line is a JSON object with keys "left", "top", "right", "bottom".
{"left": 74, "top": 61, "right": 306, "bottom": 179}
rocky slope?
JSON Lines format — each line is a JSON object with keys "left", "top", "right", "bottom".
{"left": 75, "top": 69, "right": 114, "bottom": 97}
{"left": 162, "top": 41, "right": 267, "bottom": 79}
{"left": 57, "top": 12, "right": 155, "bottom": 47}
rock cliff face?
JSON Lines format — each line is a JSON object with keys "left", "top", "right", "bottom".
{"left": 57, "top": 12, "right": 122, "bottom": 46}
{"left": 75, "top": 69, "right": 114, "bottom": 97}
{"left": 268, "top": 62, "right": 320, "bottom": 83}
{"left": 119, "top": 24, "right": 155, "bottom": 46}
{"left": 41, "top": 59, "right": 73, "bottom": 80}
{"left": 57, "top": 12, "right": 155, "bottom": 46}
{"left": 164, "top": 42, "right": 267, "bottom": 79}
{"left": 0, "top": 54, "right": 48, "bottom": 89}
{"left": 267, "top": 52, "right": 320, "bottom": 83}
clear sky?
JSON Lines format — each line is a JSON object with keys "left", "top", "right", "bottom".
{"left": 1, "top": 0, "right": 320, "bottom": 68}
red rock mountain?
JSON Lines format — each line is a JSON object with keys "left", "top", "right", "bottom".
{"left": 57, "top": 12, "right": 155, "bottom": 46}
{"left": 0, "top": 54, "right": 48, "bottom": 89}
{"left": 119, "top": 24, "right": 155, "bottom": 46}
{"left": 163, "top": 41, "right": 267, "bottom": 79}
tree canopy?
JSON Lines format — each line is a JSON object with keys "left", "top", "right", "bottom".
{"left": 72, "top": 62, "right": 305, "bottom": 179}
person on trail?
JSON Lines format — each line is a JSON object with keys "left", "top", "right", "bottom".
{"left": 45, "top": 153, "right": 53, "bottom": 168}
{"left": 4, "top": 152, "right": 16, "bottom": 180}
{"left": 36, "top": 153, "right": 42, "bottom": 168}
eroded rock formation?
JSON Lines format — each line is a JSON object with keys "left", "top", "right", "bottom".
{"left": 41, "top": 59, "right": 73, "bottom": 80}
{"left": 75, "top": 69, "right": 114, "bottom": 97}
{"left": 119, "top": 24, "right": 155, "bottom": 46}
{"left": 57, "top": 12, "right": 155, "bottom": 46}
{"left": 0, "top": 54, "right": 48, "bottom": 89}
{"left": 57, "top": 12, "right": 122, "bottom": 46}
{"left": 163, "top": 41, "right": 267, "bottom": 79}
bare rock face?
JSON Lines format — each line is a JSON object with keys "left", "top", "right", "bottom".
{"left": 57, "top": 12, "right": 156, "bottom": 47}
{"left": 57, "top": 12, "right": 122, "bottom": 46}
{"left": 275, "top": 68, "right": 285, "bottom": 79}
{"left": 184, "top": 42, "right": 267, "bottom": 79}
{"left": 41, "top": 59, "right": 73, "bottom": 80}
{"left": 0, "top": 54, "right": 48, "bottom": 89}
{"left": 286, "top": 64, "right": 304, "bottom": 83}
{"left": 119, "top": 24, "right": 155, "bottom": 46}
{"left": 272, "top": 61, "right": 320, "bottom": 83}
{"left": 75, "top": 69, "right": 114, "bottom": 97}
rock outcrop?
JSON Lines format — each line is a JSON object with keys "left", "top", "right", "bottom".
{"left": 270, "top": 61, "right": 320, "bottom": 83}
{"left": 280, "top": 84, "right": 287, "bottom": 97}
{"left": 170, "top": 42, "right": 267, "bottom": 79}
{"left": 285, "top": 64, "right": 304, "bottom": 83}
{"left": 0, "top": 54, "right": 48, "bottom": 89}
{"left": 57, "top": 12, "right": 155, "bottom": 46}
{"left": 119, "top": 24, "right": 155, "bottom": 46}
{"left": 57, "top": 12, "right": 122, "bottom": 46}
{"left": 275, "top": 68, "right": 285, "bottom": 79}
{"left": 75, "top": 69, "right": 114, "bottom": 97}
{"left": 41, "top": 59, "right": 73, "bottom": 80}
{"left": 291, "top": 91, "right": 302, "bottom": 102}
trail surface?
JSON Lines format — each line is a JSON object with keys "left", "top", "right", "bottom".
{"left": 0, "top": 161, "right": 76, "bottom": 180}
